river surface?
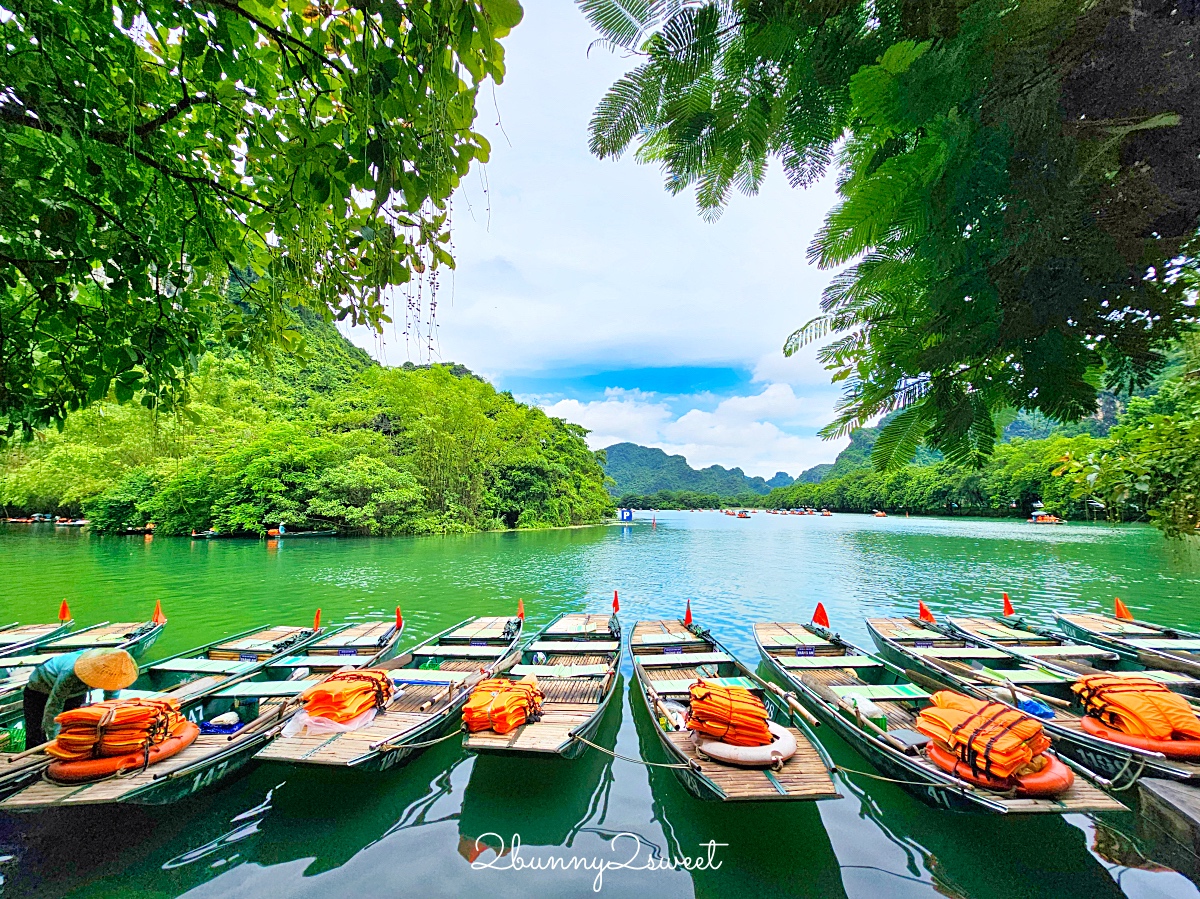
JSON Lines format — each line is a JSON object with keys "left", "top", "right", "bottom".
{"left": 2, "top": 513, "right": 1200, "bottom": 899}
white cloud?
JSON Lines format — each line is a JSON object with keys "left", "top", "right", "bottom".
{"left": 541, "top": 384, "right": 847, "bottom": 478}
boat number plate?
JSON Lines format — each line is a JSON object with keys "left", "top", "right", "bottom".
{"left": 470, "top": 639, "right": 486, "bottom": 646}
{"left": 795, "top": 646, "right": 815, "bottom": 657}
{"left": 239, "top": 653, "right": 257, "bottom": 661}
{"left": 338, "top": 648, "right": 357, "bottom": 656}
{"left": 664, "top": 646, "right": 683, "bottom": 654}
{"left": 915, "top": 641, "right": 933, "bottom": 648}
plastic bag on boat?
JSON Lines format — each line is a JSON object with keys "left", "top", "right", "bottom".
{"left": 282, "top": 706, "right": 379, "bottom": 737}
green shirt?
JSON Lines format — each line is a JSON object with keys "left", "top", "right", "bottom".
{"left": 25, "top": 651, "right": 120, "bottom": 740}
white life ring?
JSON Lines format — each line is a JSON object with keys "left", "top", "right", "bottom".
{"left": 691, "top": 720, "right": 797, "bottom": 769}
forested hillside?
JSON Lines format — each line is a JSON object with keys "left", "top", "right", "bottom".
{"left": 0, "top": 317, "right": 613, "bottom": 535}
{"left": 604, "top": 443, "right": 791, "bottom": 497}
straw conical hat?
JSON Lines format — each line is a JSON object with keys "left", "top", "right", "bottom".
{"left": 74, "top": 648, "right": 138, "bottom": 691}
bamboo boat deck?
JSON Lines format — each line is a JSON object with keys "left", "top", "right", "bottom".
{"left": 40, "top": 622, "right": 152, "bottom": 651}
{"left": 1060, "top": 613, "right": 1200, "bottom": 655}
{"left": 207, "top": 625, "right": 313, "bottom": 661}
{"left": 464, "top": 613, "right": 619, "bottom": 756}
{"left": 633, "top": 619, "right": 839, "bottom": 802}
{"left": 758, "top": 623, "right": 1126, "bottom": 813}
{"left": 306, "top": 621, "right": 398, "bottom": 658}
{"left": 0, "top": 623, "right": 67, "bottom": 656}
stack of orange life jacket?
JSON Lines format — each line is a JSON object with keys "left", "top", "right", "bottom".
{"left": 298, "top": 669, "right": 394, "bottom": 723}
{"left": 1073, "top": 674, "right": 1200, "bottom": 741}
{"left": 464, "top": 678, "right": 543, "bottom": 734}
{"left": 686, "top": 680, "right": 773, "bottom": 747}
{"left": 47, "top": 697, "right": 189, "bottom": 761}
{"left": 915, "top": 691, "right": 1051, "bottom": 781}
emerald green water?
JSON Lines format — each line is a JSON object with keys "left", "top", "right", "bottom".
{"left": 2, "top": 513, "right": 1199, "bottom": 898}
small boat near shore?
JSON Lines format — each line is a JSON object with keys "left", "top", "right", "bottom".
{"left": 464, "top": 612, "right": 620, "bottom": 759}
{"left": 268, "top": 528, "right": 337, "bottom": 539}
{"left": 0, "top": 619, "right": 74, "bottom": 659}
{"left": 256, "top": 613, "right": 523, "bottom": 773}
{"left": 1055, "top": 606, "right": 1200, "bottom": 680}
{"left": 755, "top": 617, "right": 1124, "bottom": 814}
{"left": 630, "top": 616, "right": 839, "bottom": 803}
{"left": 867, "top": 613, "right": 1200, "bottom": 785}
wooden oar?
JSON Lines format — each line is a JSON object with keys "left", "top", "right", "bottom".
{"left": 3, "top": 739, "right": 53, "bottom": 764}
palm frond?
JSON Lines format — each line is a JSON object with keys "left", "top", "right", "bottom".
{"left": 871, "top": 402, "right": 931, "bottom": 471}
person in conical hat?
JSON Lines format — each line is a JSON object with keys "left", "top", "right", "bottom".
{"left": 22, "top": 648, "right": 138, "bottom": 746}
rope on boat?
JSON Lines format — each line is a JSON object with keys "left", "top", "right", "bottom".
{"left": 569, "top": 734, "right": 695, "bottom": 769}
{"left": 377, "top": 725, "right": 467, "bottom": 753}
{"left": 832, "top": 764, "right": 978, "bottom": 792}
{"left": 1105, "top": 755, "right": 1147, "bottom": 792}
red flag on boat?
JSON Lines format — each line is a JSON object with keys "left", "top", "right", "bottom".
{"left": 396, "top": 606, "right": 403, "bottom": 630}
{"left": 1002, "top": 593, "right": 1014, "bottom": 617}
{"left": 613, "top": 590, "right": 620, "bottom": 613}
{"left": 58, "top": 600, "right": 71, "bottom": 622}
{"left": 151, "top": 600, "right": 167, "bottom": 625}
{"left": 683, "top": 600, "right": 692, "bottom": 626}
{"left": 313, "top": 608, "right": 322, "bottom": 631}
{"left": 918, "top": 601, "right": 936, "bottom": 624}
{"left": 812, "top": 602, "right": 830, "bottom": 628}
{"left": 1114, "top": 597, "right": 1133, "bottom": 620}
{"left": 517, "top": 598, "right": 525, "bottom": 620}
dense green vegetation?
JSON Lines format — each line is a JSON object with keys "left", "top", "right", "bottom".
{"left": 0, "top": 317, "right": 612, "bottom": 535}
{"left": 603, "top": 442, "right": 791, "bottom": 497}
{"left": 582, "top": 0, "right": 1198, "bottom": 468}
{"left": 2, "top": 0, "right": 521, "bottom": 436}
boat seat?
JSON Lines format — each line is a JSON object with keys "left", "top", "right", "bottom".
{"left": 1015, "top": 645, "right": 1117, "bottom": 659}
{"left": 634, "top": 634, "right": 705, "bottom": 646}
{"left": 1061, "top": 615, "right": 1156, "bottom": 636}
{"left": 271, "top": 655, "right": 367, "bottom": 669}
{"left": 412, "top": 645, "right": 506, "bottom": 658}
{"left": 217, "top": 680, "right": 321, "bottom": 698}
{"left": 1139, "top": 670, "right": 1198, "bottom": 684}
{"left": 980, "top": 667, "right": 1064, "bottom": 685}
{"left": 637, "top": 652, "right": 732, "bottom": 667}
{"left": 780, "top": 656, "right": 882, "bottom": 669}
{"left": 530, "top": 641, "right": 619, "bottom": 652}
{"left": 1125, "top": 638, "right": 1200, "bottom": 651}
{"left": 388, "top": 669, "right": 471, "bottom": 685}
{"left": 650, "top": 676, "right": 756, "bottom": 694}
{"left": 762, "top": 632, "right": 829, "bottom": 648}
{"left": 0, "top": 654, "right": 56, "bottom": 668}
{"left": 889, "top": 627, "right": 944, "bottom": 641}
{"left": 509, "top": 663, "right": 611, "bottom": 678}
{"left": 831, "top": 684, "right": 929, "bottom": 703}
{"left": 151, "top": 658, "right": 256, "bottom": 675}
{"left": 911, "top": 647, "right": 1008, "bottom": 660}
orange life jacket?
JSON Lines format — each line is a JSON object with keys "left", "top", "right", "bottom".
{"left": 47, "top": 697, "right": 189, "bottom": 761}
{"left": 686, "top": 680, "right": 773, "bottom": 747}
{"left": 1072, "top": 674, "right": 1200, "bottom": 741}
{"left": 915, "top": 691, "right": 1050, "bottom": 780}
{"left": 299, "top": 669, "right": 394, "bottom": 723}
{"left": 464, "top": 678, "right": 544, "bottom": 734}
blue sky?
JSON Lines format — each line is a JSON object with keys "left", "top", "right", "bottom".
{"left": 350, "top": 0, "right": 849, "bottom": 478}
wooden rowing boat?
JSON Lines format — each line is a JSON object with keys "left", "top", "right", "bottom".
{"left": 947, "top": 613, "right": 1200, "bottom": 696}
{"left": 1055, "top": 610, "right": 1200, "bottom": 680}
{"left": 0, "top": 620, "right": 73, "bottom": 658}
{"left": 264, "top": 617, "right": 405, "bottom": 680}
{"left": 271, "top": 529, "right": 337, "bottom": 539}
{"left": 255, "top": 614, "right": 524, "bottom": 773}
{"left": 629, "top": 617, "right": 839, "bottom": 802}
{"left": 755, "top": 620, "right": 1124, "bottom": 814}
{"left": 0, "top": 617, "right": 167, "bottom": 729}
{"left": 463, "top": 612, "right": 620, "bottom": 759}
{"left": 0, "top": 622, "right": 344, "bottom": 810}
{"left": 867, "top": 615, "right": 1200, "bottom": 785}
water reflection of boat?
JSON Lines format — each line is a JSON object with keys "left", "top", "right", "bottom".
{"left": 631, "top": 688, "right": 850, "bottom": 898}
{"left": 458, "top": 686, "right": 620, "bottom": 856}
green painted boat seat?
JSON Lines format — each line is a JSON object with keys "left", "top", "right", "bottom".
{"left": 780, "top": 656, "right": 883, "bottom": 669}
{"left": 911, "top": 647, "right": 1008, "bottom": 660}
{"left": 218, "top": 679, "right": 321, "bottom": 698}
{"left": 214, "top": 638, "right": 289, "bottom": 653}
{"left": 980, "top": 667, "right": 1064, "bottom": 685}
{"left": 530, "top": 640, "right": 620, "bottom": 652}
{"left": 510, "top": 663, "right": 611, "bottom": 678}
{"left": 1062, "top": 615, "right": 1156, "bottom": 636}
{"left": 1016, "top": 645, "right": 1116, "bottom": 658}
{"left": 634, "top": 633, "right": 706, "bottom": 645}
{"left": 1126, "top": 638, "right": 1200, "bottom": 651}
{"left": 831, "top": 684, "right": 929, "bottom": 703}
{"left": 389, "top": 669, "right": 471, "bottom": 684}
{"left": 44, "top": 636, "right": 124, "bottom": 649}
{"left": 1140, "top": 670, "right": 1198, "bottom": 684}
{"left": 412, "top": 645, "right": 506, "bottom": 658}
{"left": 309, "top": 632, "right": 372, "bottom": 648}
{"left": 0, "top": 654, "right": 55, "bottom": 668}
{"left": 119, "top": 689, "right": 168, "bottom": 699}
{"left": 271, "top": 655, "right": 367, "bottom": 669}
{"left": 152, "top": 658, "right": 256, "bottom": 675}
{"left": 446, "top": 622, "right": 509, "bottom": 640}
{"left": 890, "top": 627, "right": 944, "bottom": 641}
{"left": 764, "top": 631, "right": 829, "bottom": 647}
{"left": 546, "top": 623, "right": 606, "bottom": 635}
{"left": 637, "top": 652, "right": 732, "bottom": 667}
{"left": 651, "top": 676, "right": 756, "bottom": 694}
